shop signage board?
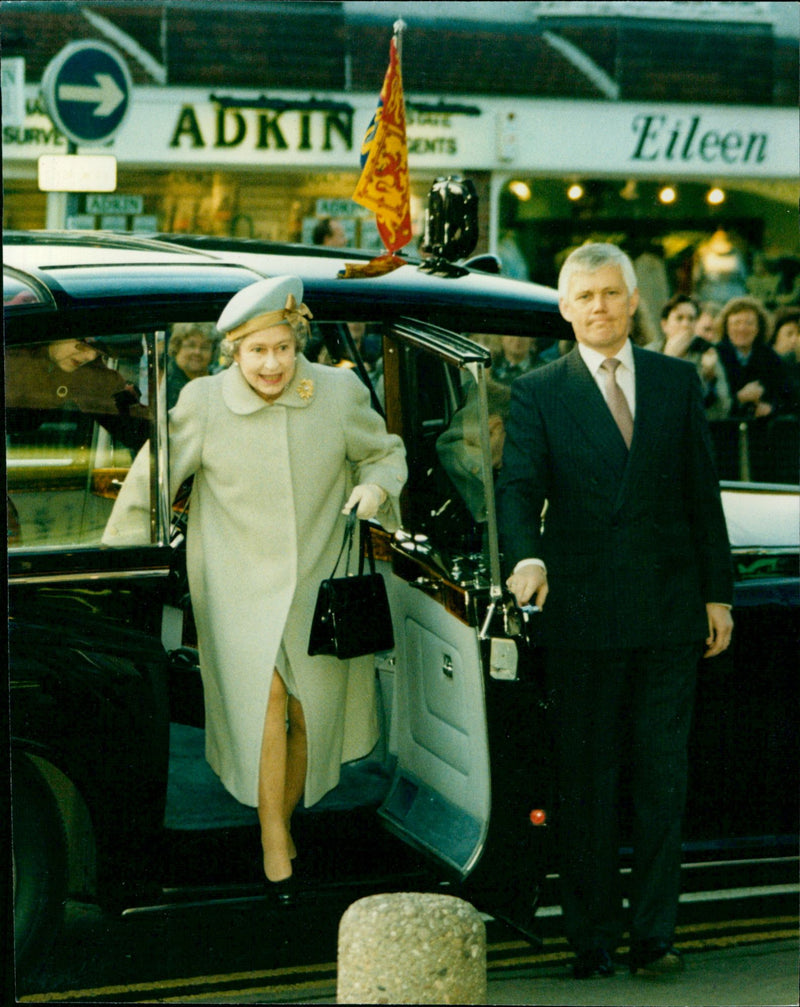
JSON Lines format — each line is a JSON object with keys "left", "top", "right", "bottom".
{"left": 41, "top": 41, "right": 131, "bottom": 146}
{"left": 8, "top": 84, "right": 798, "bottom": 181}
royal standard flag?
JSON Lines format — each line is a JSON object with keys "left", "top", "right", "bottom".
{"left": 353, "top": 31, "right": 413, "bottom": 255}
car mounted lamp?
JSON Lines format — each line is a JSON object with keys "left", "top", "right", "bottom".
{"left": 419, "top": 176, "right": 479, "bottom": 276}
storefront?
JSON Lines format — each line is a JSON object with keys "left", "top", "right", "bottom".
{"left": 4, "top": 84, "right": 798, "bottom": 301}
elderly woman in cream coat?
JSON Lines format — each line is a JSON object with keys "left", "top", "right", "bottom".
{"left": 103, "top": 276, "right": 407, "bottom": 896}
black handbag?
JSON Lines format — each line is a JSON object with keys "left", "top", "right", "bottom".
{"left": 307, "top": 510, "right": 395, "bottom": 660}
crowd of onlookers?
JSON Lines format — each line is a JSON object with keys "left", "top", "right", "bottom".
{"left": 646, "top": 293, "right": 798, "bottom": 483}
{"left": 484, "top": 292, "right": 800, "bottom": 485}
{"left": 115, "top": 274, "right": 800, "bottom": 489}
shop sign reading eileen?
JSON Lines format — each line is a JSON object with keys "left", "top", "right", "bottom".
{"left": 631, "top": 113, "right": 767, "bottom": 166}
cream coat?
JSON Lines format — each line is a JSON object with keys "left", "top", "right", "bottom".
{"left": 103, "top": 355, "right": 407, "bottom": 806}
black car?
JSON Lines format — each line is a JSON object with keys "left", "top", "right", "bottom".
{"left": 6, "top": 228, "right": 798, "bottom": 977}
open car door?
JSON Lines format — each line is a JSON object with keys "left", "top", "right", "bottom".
{"left": 376, "top": 320, "right": 553, "bottom": 939}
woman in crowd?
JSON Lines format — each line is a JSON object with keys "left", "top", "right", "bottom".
{"left": 769, "top": 305, "right": 800, "bottom": 414}
{"left": 167, "top": 322, "right": 219, "bottom": 409}
{"left": 104, "top": 276, "right": 407, "bottom": 898}
{"left": 659, "top": 292, "right": 731, "bottom": 419}
{"left": 715, "top": 295, "right": 790, "bottom": 419}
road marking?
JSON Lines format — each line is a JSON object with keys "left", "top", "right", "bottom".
{"left": 18, "top": 962, "right": 337, "bottom": 1003}
{"left": 19, "top": 915, "right": 799, "bottom": 1002}
{"left": 139, "top": 978, "right": 339, "bottom": 1003}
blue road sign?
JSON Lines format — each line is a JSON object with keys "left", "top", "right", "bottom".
{"left": 42, "top": 40, "right": 132, "bottom": 147}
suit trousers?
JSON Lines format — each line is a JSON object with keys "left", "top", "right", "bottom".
{"left": 547, "top": 643, "right": 701, "bottom": 955}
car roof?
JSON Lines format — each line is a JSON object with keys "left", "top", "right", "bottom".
{"left": 3, "top": 230, "right": 570, "bottom": 343}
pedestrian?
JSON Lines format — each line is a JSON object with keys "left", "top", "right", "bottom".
{"left": 695, "top": 300, "right": 723, "bottom": 343}
{"left": 715, "top": 295, "right": 789, "bottom": 419}
{"left": 166, "top": 322, "right": 219, "bottom": 409}
{"left": 769, "top": 305, "right": 800, "bottom": 413}
{"left": 103, "top": 276, "right": 407, "bottom": 899}
{"left": 659, "top": 292, "right": 731, "bottom": 419}
{"left": 312, "top": 217, "right": 347, "bottom": 248}
{"left": 490, "top": 335, "right": 546, "bottom": 385}
{"left": 497, "top": 242, "right": 733, "bottom": 979}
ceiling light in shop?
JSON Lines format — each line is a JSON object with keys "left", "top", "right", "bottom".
{"left": 509, "top": 180, "right": 531, "bottom": 201}
{"left": 707, "top": 187, "right": 726, "bottom": 206}
{"left": 658, "top": 185, "right": 677, "bottom": 205}
{"left": 567, "top": 183, "right": 584, "bottom": 201}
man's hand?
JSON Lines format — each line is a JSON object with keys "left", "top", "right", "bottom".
{"left": 506, "top": 564, "right": 549, "bottom": 609}
{"left": 704, "top": 603, "right": 734, "bottom": 658}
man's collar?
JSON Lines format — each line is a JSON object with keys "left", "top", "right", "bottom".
{"left": 577, "top": 339, "right": 634, "bottom": 374}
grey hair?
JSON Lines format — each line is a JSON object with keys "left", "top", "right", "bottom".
{"left": 219, "top": 317, "right": 307, "bottom": 365}
{"left": 169, "top": 321, "right": 219, "bottom": 358}
{"left": 558, "top": 243, "right": 638, "bottom": 300}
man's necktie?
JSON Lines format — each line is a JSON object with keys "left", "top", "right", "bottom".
{"left": 599, "top": 357, "right": 634, "bottom": 448}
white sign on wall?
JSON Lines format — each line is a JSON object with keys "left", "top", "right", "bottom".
{"left": 86, "top": 193, "right": 143, "bottom": 214}
{"left": 1, "top": 57, "right": 26, "bottom": 127}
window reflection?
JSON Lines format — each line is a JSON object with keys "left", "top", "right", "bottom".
{"left": 6, "top": 335, "right": 150, "bottom": 549}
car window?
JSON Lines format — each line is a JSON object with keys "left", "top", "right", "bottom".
{"left": 398, "top": 344, "right": 494, "bottom": 565}
{"left": 6, "top": 335, "right": 151, "bottom": 550}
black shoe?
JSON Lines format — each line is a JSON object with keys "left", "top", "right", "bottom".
{"left": 265, "top": 874, "right": 298, "bottom": 907}
{"left": 572, "top": 948, "right": 615, "bottom": 979}
{"left": 629, "top": 941, "right": 685, "bottom": 977}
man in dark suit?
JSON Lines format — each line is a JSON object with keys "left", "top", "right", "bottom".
{"left": 497, "top": 243, "right": 733, "bottom": 979}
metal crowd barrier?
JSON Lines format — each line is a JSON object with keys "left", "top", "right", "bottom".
{"left": 708, "top": 416, "right": 800, "bottom": 485}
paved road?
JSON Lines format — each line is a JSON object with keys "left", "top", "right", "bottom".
{"left": 140, "top": 937, "right": 798, "bottom": 1005}
{"left": 485, "top": 940, "right": 799, "bottom": 1007}
{"left": 12, "top": 895, "right": 797, "bottom": 1005}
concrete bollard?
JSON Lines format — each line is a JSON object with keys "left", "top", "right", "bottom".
{"left": 337, "top": 891, "right": 486, "bottom": 1004}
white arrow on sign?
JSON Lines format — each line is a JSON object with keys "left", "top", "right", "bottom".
{"left": 57, "top": 73, "right": 125, "bottom": 117}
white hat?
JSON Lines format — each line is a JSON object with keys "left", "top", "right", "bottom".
{"left": 217, "top": 275, "right": 312, "bottom": 341}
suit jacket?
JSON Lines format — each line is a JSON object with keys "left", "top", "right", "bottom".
{"left": 496, "top": 344, "right": 733, "bottom": 650}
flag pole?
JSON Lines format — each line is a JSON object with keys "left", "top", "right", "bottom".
{"left": 393, "top": 18, "right": 406, "bottom": 63}
{"left": 345, "top": 17, "right": 412, "bottom": 275}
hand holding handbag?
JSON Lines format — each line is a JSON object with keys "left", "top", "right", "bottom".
{"left": 307, "top": 510, "right": 395, "bottom": 660}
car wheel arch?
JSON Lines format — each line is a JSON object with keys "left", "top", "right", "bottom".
{"left": 11, "top": 752, "right": 70, "bottom": 973}
{"left": 13, "top": 749, "right": 98, "bottom": 902}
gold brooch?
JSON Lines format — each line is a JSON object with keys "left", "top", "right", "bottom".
{"left": 297, "top": 378, "right": 314, "bottom": 401}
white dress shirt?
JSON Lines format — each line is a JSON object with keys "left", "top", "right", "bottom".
{"left": 577, "top": 338, "right": 636, "bottom": 419}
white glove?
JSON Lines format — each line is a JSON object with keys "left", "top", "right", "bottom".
{"left": 343, "top": 483, "right": 387, "bottom": 520}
